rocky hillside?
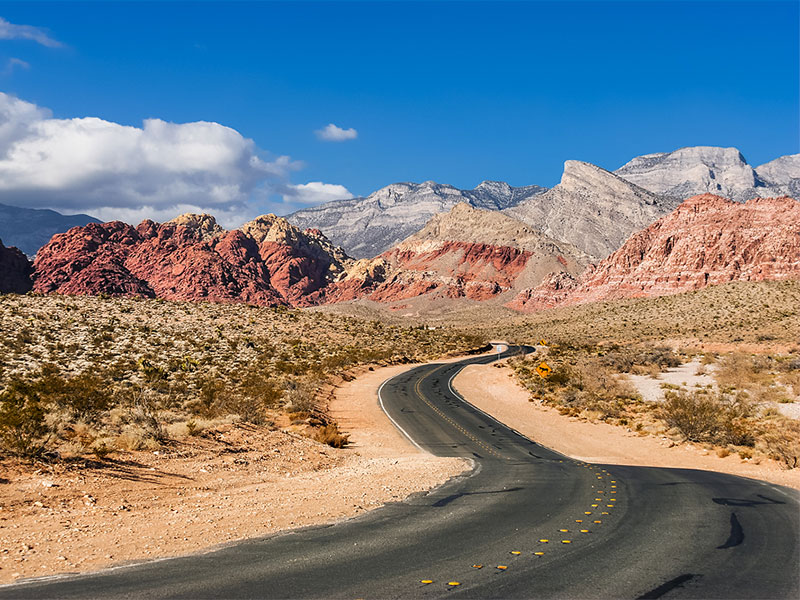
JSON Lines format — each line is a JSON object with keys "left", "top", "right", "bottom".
{"left": 0, "top": 203, "right": 100, "bottom": 257}
{"left": 509, "top": 194, "right": 800, "bottom": 311}
{"left": 0, "top": 238, "right": 32, "bottom": 294}
{"left": 286, "top": 180, "right": 545, "bottom": 258}
{"left": 615, "top": 146, "right": 800, "bottom": 202}
{"left": 504, "top": 161, "right": 678, "bottom": 259}
{"left": 314, "top": 203, "right": 588, "bottom": 305}
{"left": 32, "top": 214, "right": 352, "bottom": 307}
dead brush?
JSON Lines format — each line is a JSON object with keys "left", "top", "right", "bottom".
{"left": 313, "top": 423, "right": 349, "bottom": 448}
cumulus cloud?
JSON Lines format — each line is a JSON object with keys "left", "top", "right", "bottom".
{"left": 0, "top": 93, "right": 357, "bottom": 226}
{"left": 315, "top": 123, "right": 358, "bottom": 142}
{"left": 283, "top": 181, "right": 354, "bottom": 205}
{"left": 0, "top": 17, "right": 62, "bottom": 48}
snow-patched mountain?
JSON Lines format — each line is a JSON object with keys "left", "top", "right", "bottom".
{"left": 614, "top": 146, "right": 800, "bottom": 202}
{"left": 503, "top": 161, "right": 678, "bottom": 260}
{"left": 286, "top": 180, "right": 545, "bottom": 258}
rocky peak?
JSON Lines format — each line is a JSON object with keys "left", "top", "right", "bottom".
{"left": 613, "top": 146, "right": 798, "bottom": 203}
{"left": 239, "top": 214, "right": 301, "bottom": 246}
{"left": 504, "top": 161, "right": 675, "bottom": 259}
{"left": 167, "top": 213, "right": 224, "bottom": 240}
{"left": 509, "top": 194, "right": 800, "bottom": 311}
{"left": 405, "top": 202, "right": 587, "bottom": 259}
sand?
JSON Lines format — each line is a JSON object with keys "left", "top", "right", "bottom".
{"left": 0, "top": 358, "right": 471, "bottom": 584}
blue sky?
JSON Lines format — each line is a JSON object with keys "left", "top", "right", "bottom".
{"left": 0, "top": 1, "right": 797, "bottom": 225}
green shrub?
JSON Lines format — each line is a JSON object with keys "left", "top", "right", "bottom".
{"left": 0, "top": 381, "right": 51, "bottom": 457}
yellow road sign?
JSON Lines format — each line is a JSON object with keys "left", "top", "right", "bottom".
{"left": 536, "top": 361, "right": 552, "bottom": 378}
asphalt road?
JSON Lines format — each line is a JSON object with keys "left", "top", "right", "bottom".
{"left": 2, "top": 345, "right": 798, "bottom": 599}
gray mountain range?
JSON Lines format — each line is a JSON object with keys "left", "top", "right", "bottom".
{"left": 614, "top": 146, "right": 799, "bottom": 202}
{"left": 287, "top": 146, "right": 798, "bottom": 259}
{"left": 504, "top": 161, "right": 679, "bottom": 260}
{"left": 0, "top": 203, "right": 100, "bottom": 257}
{"left": 287, "top": 180, "right": 545, "bottom": 258}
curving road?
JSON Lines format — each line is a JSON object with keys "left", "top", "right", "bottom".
{"left": 2, "top": 345, "right": 798, "bottom": 599}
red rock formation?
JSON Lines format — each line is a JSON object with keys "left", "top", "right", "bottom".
{"left": 315, "top": 204, "right": 588, "bottom": 306}
{"left": 32, "top": 214, "right": 349, "bottom": 307}
{"left": 0, "top": 239, "right": 32, "bottom": 294}
{"left": 506, "top": 271, "right": 578, "bottom": 311}
{"left": 509, "top": 194, "right": 800, "bottom": 311}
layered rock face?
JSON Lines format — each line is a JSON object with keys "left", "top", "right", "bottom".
{"left": 509, "top": 194, "right": 800, "bottom": 311}
{"left": 0, "top": 239, "right": 33, "bottom": 294}
{"left": 32, "top": 214, "right": 351, "bottom": 307}
{"left": 287, "top": 180, "right": 545, "bottom": 258}
{"left": 504, "top": 161, "right": 678, "bottom": 259}
{"left": 314, "top": 203, "right": 588, "bottom": 305}
{"left": 615, "top": 146, "right": 800, "bottom": 203}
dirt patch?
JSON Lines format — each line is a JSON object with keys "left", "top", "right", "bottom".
{"left": 626, "top": 359, "right": 716, "bottom": 403}
{"left": 0, "top": 359, "right": 471, "bottom": 585}
{"left": 453, "top": 363, "right": 800, "bottom": 491}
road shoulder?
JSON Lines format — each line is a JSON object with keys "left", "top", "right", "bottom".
{"left": 453, "top": 362, "right": 800, "bottom": 491}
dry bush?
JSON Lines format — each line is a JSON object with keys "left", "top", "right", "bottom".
{"left": 760, "top": 420, "right": 800, "bottom": 469}
{"left": 314, "top": 423, "right": 349, "bottom": 448}
{"left": 660, "top": 389, "right": 755, "bottom": 446}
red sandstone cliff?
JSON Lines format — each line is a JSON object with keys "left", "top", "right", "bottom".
{"left": 312, "top": 203, "right": 589, "bottom": 306}
{"left": 508, "top": 194, "right": 800, "bottom": 311}
{"left": 32, "top": 214, "right": 350, "bottom": 307}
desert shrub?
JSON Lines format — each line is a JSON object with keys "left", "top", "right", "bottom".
{"left": 283, "top": 379, "right": 319, "bottom": 413}
{"left": 314, "top": 423, "right": 349, "bottom": 448}
{"left": 661, "top": 389, "right": 755, "bottom": 446}
{"left": 0, "top": 380, "right": 51, "bottom": 457}
{"left": 760, "top": 420, "right": 800, "bottom": 469}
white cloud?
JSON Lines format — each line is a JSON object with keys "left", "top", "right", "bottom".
{"left": 0, "top": 93, "right": 353, "bottom": 226}
{"left": 315, "top": 123, "right": 358, "bottom": 142}
{"left": 283, "top": 181, "right": 353, "bottom": 205}
{"left": 0, "top": 17, "right": 62, "bottom": 48}
{"left": 3, "top": 57, "right": 30, "bottom": 75}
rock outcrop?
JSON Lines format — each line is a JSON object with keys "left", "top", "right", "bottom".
{"left": 287, "top": 180, "right": 545, "bottom": 258}
{"left": 614, "top": 146, "right": 800, "bottom": 203}
{"left": 508, "top": 194, "right": 800, "bottom": 311}
{"left": 32, "top": 215, "right": 351, "bottom": 307}
{"left": 314, "top": 203, "right": 588, "bottom": 305}
{"left": 504, "top": 161, "right": 678, "bottom": 259}
{"left": 0, "top": 238, "right": 33, "bottom": 294}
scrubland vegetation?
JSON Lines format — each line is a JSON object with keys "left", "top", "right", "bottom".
{"left": 502, "top": 281, "right": 800, "bottom": 469}
{"left": 0, "top": 293, "right": 483, "bottom": 460}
